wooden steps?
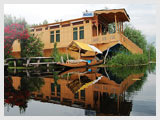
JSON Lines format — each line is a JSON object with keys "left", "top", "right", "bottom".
{"left": 120, "top": 33, "right": 143, "bottom": 54}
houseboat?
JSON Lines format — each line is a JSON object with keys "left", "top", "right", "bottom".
{"left": 11, "top": 8, "right": 143, "bottom": 59}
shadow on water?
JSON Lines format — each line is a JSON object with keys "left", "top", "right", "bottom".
{"left": 4, "top": 63, "right": 156, "bottom": 116}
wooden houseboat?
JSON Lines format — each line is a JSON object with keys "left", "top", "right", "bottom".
{"left": 11, "top": 8, "right": 143, "bottom": 59}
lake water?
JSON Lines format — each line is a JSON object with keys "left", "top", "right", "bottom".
{"left": 4, "top": 64, "right": 156, "bottom": 116}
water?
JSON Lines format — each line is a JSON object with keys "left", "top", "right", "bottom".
{"left": 4, "top": 64, "right": 156, "bottom": 116}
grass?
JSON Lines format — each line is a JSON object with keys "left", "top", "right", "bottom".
{"left": 8, "top": 66, "right": 34, "bottom": 69}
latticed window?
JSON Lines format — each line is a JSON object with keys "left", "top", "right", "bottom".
{"left": 50, "top": 31, "right": 54, "bottom": 43}
{"left": 73, "top": 27, "right": 78, "bottom": 40}
{"left": 56, "top": 30, "right": 60, "bottom": 42}
{"left": 79, "top": 26, "right": 84, "bottom": 39}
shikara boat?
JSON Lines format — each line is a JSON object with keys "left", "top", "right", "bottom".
{"left": 57, "top": 41, "right": 103, "bottom": 68}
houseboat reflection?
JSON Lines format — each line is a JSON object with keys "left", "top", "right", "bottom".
{"left": 4, "top": 67, "right": 144, "bottom": 115}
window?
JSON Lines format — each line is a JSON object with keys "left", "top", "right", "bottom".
{"left": 73, "top": 27, "right": 78, "bottom": 40}
{"left": 56, "top": 30, "right": 60, "bottom": 42}
{"left": 62, "top": 24, "right": 70, "bottom": 27}
{"left": 74, "top": 92, "right": 79, "bottom": 99}
{"left": 50, "top": 30, "right": 60, "bottom": 43}
{"left": 36, "top": 28, "right": 42, "bottom": 31}
{"left": 72, "top": 21, "right": 83, "bottom": 25}
{"left": 50, "top": 31, "right": 54, "bottom": 43}
{"left": 45, "top": 27, "right": 48, "bottom": 30}
{"left": 86, "top": 20, "right": 89, "bottom": 23}
{"left": 51, "top": 83, "right": 55, "bottom": 92}
{"left": 81, "top": 90, "right": 85, "bottom": 100}
{"left": 50, "top": 25, "right": 59, "bottom": 29}
{"left": 73, "top": 26, "right": 84, "bottom": 40}
{"left": 57, "top": 84, "right": 61, "bottom": 96}
{"left": 31, "top": 29, "right": 34, "bottom": 32}
{"left": 79, "top": 26, "right": 84, "bottom": 39}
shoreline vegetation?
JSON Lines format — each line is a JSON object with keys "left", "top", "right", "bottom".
{"left": 103, "top": 24, "right": 156, "bottom": 66}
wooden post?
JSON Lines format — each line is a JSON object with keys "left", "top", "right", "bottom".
{"left": 120, "top": 22, "right": 121, "bottom": 33}
{"left": 79, "top": 48, "right": 81, "bottom": 59}
{"left": 100, "top": 24, "right": 102, "bottom": 35}
{"left": 14, "top": 60, "right": 16, "bottom": 67}
{"left": 122, "top": 22, "right": 123, "bottom": 33}
{"left": 117, "top": 94, "right": 120, "bottom": 113}
{"left": 47, "top": 63, "right": 49, "bottom": 67}
{"left": 114, "top": 14, "right": 118, "bottom": 33}
{"left": 96, "top": 15, "right": 99, "bottom": 36}
{"left": 37, "top": 59, "right": 40, "bottom": 67}
{"left": 26, "top": 58, "right": 31, "bottom": 67}
{"left": 66, "top": 48, "right": 69, "bottom": 61}
{"left": 61, "top": 56, "right": 64, "bottom": 63}
{"left": 117, "top": 21, "right": 119, "bottom": 32}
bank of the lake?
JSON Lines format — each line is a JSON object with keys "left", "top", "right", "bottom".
{"left": 103, "top": 52, "right": 156, "bottom": 67}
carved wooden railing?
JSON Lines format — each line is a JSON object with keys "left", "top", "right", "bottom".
{"left": 120, "top": 33, "right": 143, "bottom": 54}
{"left": 91, "top": 33, "right": 119, "bottom": 44}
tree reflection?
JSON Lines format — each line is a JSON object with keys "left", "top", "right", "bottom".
{"left": 4, "top": 76, "right": 44, "bottom": 113}
{"left": 105, "top": 64, "right": 156, "bottom": 98}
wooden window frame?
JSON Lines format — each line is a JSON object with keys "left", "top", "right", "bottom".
{"left": 73, "top": 27, "right": 78, "bottom": 40}
{"left": 79, "top": 26, "right": 84, "bottom": 39}
{"left": 56, "top": 30, "right": 60, "bottom": 42}
{"left": 50, "top": 31, "right": 54, "bottom": 43}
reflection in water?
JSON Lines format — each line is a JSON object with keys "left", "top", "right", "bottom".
{"left": 4, "top": 64, "right": 156, "bottom": 116}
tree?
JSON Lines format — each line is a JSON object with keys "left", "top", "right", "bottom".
{"left": 51, "top": 42, "right": 61, "bottom": 62}
{"left": 51, "top": 42, "right": 73, "bottom": 62}
{"left": 4, "top": 14, "right": 28, "bottom": 28}
{"left": 124, "top": 24, "right": 147, "bottom": 52}
{"left": 43, "top": 20, "right": 48, "bottom": 25}
{"left": 106, "top": 24, "right": 156, "bottom": 65}
{"left": 4, "top": 24, "right": 30, "bottom": 59}
{"left": 21, "top": 35, "right": 44, "bottom": 57}
{"left": 147, "top": 42, "right": 156, "bottom": 61}
{"left": 54, "top": 19, "right": 62, "bottom": 23}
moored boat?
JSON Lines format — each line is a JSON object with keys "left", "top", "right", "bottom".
{"left": 57, "top": 41, "right": 103, "bottom": 68}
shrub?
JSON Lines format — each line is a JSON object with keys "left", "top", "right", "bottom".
{"left": 107, "top": 53, "right": 148, "bottom": 66}
{"left": 51, "top": 43, "right": 74, "bottom": 62}
{"left": 21, "top": 35, "right": 44, "bottom": 57}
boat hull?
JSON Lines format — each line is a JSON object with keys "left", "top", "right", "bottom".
{"left": 57, "top": 60, "right": 103, "bottom": 68}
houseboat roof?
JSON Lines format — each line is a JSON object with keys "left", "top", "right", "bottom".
{"left": 95, "top": 8, "right": 130, "bottom": 22}
{"left": 31, "top": 8, "right": 130, "bottom": 28}
{"left": 68, "top": 41, "right": 102, "bottom": 54}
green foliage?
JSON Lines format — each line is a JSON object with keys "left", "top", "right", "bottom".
{"left": 31, "top": 20, "right": 48, "bottom": 27}
{"left": 147, "top": 43, "right": 156, "bottom": 61}
{"left": 51, "top": 42, "right": 74, "bottom": 62}
{"left": 124, "top": 24, "right": 147, "bottom": 52}
{"left": 108, "top": 23, "right": 116, "bottom": 34}
{"left": 20, "top": 77, "right": 44, "bottom": 92}
{"left": 21, "top": 35, "right": 44, "bottom": 57}
{"left": 106, "top": 63, "right": 155, "bottom": 97}
{"left": 43, "top": 20, "right": 48, "bottom": 25}
{"left": 107, "top": 53, "right": 148, "bottom": 66}
{"left": 107, "top": 65, "right": 148, "bottom": 81}
{"left": 4, "top": 14, "right": 28, "bottom": 28}
{"left": 106, "top": 24, "right": 156, "bottom": 66}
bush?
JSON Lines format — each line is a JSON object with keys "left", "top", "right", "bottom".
{"left": 107, "top": 53, "right": 148, "bottom": 66}
{"left": 21, "top": 35, "right": 44, "bottom": 57}
{"left": 51, "top": 43, "right": 74, "bottom": 62}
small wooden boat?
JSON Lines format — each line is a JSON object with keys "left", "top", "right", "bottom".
{"left": 58, "top": 59, "right": 103, "bottom": 68}
{"left": 57, "top": 41, "right": 103, "bottom": 68}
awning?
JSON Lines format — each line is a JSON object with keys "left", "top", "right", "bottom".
{"left": 68, "top": 41, "right": 102, "bottom": 54}
{"left": 76, "top": 76, "right": 103, "bottom": 93}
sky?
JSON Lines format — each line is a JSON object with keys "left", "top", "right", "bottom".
{"left": 4, "top": 4, "right": 156, "bottom": 44}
